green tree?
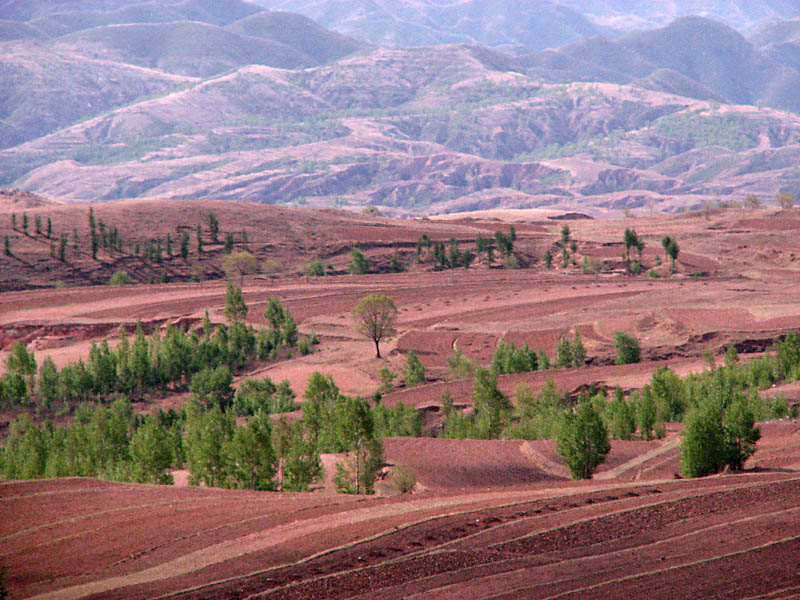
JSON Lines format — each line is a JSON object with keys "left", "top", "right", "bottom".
{"left": 224, "top": 232, "right": 234, "bottom": 254}
{"left": 180, "top": 231, "right": 189, "bottom": 260}
{"left": 556, "top": 401, "right": 611, "bottom": 480}
{"left": 223, "top": 282, "right": 248, "bottom": 322}
{"left": 679, "top": 402, "right": 727, "bottom": 478}
{"left": 58, "top": 234, "right": 67, "bottom": 262}
{"left": 605, "top": 387, "right": 636, "bottom": 440}
{"left": 184, "top": 404, "right": 233, "bottom": 487}
{"left": 402, "top": 351, "right": 425, "bottom": 387}
{"left": 572, "top": 331, "right": 586, "bottom": 367}
{"left": 378, "top": 366, "right": 396, "bottom": 392}
{"left": 22, "top": 213, "right": 28, "bottom": 234}
{"left": 471, "top": 367, "right": 512, "bottom": 439}
{"left": 544, "top": 248, "right": 553, "bottom": 269}
{"left": 46, "top": 216, "right": 52, "bottom": 239}
{"left": 334, "top": 396, "right": 384, "bottom": 494}
{"left": 3, "top": 237, "right": 9, "bottom": 257}
{"left": 196, "top": 223, "right": 203, "bottom": 253}
{"left": 226, "top": 411, "right": 277, "bottom": 490}
{"left": 5, "top": 342, "right": 36, "bottom": 386}
{"left": 347, "top": 247, "right": 369, "bottom": 274}
{"left": 556, "top": 334, "right": 574, "bottom": 368}
{"left": 37, "top": 356, "right": 60, "bottom": 408}
{"left": 723, "top": 397, "right": 761, "bottom": 471}
{"left": 189, "top": 365, "right": 234, "bottom": 410}
{"left": 129, "top": 416, "right": 174, "bottom": 484}
{"left": 614, "top": 331, "right": 641, "bottom": 364}
{"left": 666, "top": 238, "right": 679, "bottom": 271}
{"left": 264, "top": 297, "right": 287, "bottom": 332}
{"left": 282, "top": 420, "right": 322, "bottom": 491}
{"left": 623, "top": 227, "right": 638, "bottom": 263}
{"left": 560, "top": 224, "right": 570, "bottom": 247}
{"left": 351, "top": 294, "right": 398, "bottom": 358}
{"left": 34, "top": 215, "right": 41, "bottom": 235}
{"left": 635, "top": 390, "right": 656, "bottom": 440}
{"left": 207, "top": 212, "right": 219, "bottom": 242}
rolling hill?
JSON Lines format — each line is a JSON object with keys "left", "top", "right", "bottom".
{"left": 2, "top": 2, "right": 800, "bottom": 214}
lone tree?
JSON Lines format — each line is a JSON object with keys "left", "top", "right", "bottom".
{"left": 556, "top": 400, "right": 611, "bottom": 480}
{"left": 222, "top": 250, "right": 258, "bottom": 285}
{"left": 352, "top": 294, "right": 397, "bottom": 358}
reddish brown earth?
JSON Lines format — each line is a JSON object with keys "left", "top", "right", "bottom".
{"left": 3, "top": 437, "right": 800, "bottom": 600}
{"left": 2, "top": 201, "right": 800, "bottom": 598}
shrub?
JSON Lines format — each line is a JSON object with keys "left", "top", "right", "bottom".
{"left": 108, "top": 270, "right": 132, "bottom": 285}
{"left": 305, "top": 258, "right": 325, "bottom": 277}
{"left": 298, "top": 337, "right": 312, "bottom": 356}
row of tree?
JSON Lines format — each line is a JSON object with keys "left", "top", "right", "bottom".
{"left": 0, "top": 296, "right": 297, "bottom": 410}
{"left": 0, "top": 371, "right": 422, "bottom": 494}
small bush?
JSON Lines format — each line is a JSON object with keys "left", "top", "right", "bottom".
{"left": 108, "top": 270, "right": 132, "bottom": 285}
{"left": 298, "top": 337, "right": 312, "bottom": 356}
{"left": 305, "top": 258, "right": 325, "bottom": 277}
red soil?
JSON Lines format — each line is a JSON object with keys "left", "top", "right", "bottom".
{"left": 4, "top": 204, "right": 800, "bottom": 598}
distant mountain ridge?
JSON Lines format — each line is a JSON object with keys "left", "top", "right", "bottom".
{"left": 3, "top": 0, "right": 800, "bottom": 215}
{"left": 523, "top": 16, "right": 800, "bottom": 113}
{"left": 254, "top": 0, "right": 800, "bottom": 47}
{"left": 252, "top": 0, "right": 605, "bottom": 51}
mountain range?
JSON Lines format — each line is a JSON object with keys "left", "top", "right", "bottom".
{"left": 254, "top": 0, "right": 800, "bottom": 47}
{"left": 2, "top": 0, "right": 800, "bottom": 215}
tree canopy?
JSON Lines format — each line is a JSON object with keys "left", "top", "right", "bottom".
{"left": 351, "top": 294, "right": 398, "bottom": 358}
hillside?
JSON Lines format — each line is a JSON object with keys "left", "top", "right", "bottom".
{"left": 5, "top": 41, "right": 800, "bottom": 213}
{"left": 2, "top": 4, "right": 800, "bottom": 214}
{"left": 4, "top": 201, "right": 800, "bottom": 598}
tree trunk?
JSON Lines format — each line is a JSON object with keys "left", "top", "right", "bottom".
{"left": 374, "top": 338, "right": 381, "bottom": 359}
